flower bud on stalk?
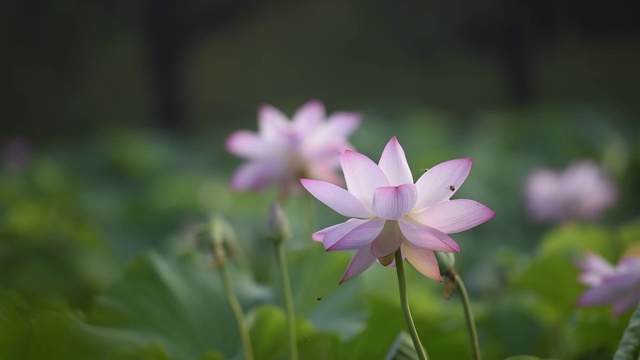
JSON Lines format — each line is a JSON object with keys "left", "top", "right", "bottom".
{"left": 208, "top": 215, "right": 254, "bottom": 360}
{"left": 209, "top": 215, "right": 237, "bottom": 267}
{"left": 267, "top": 202, "right": 298, "bottom": 359}
{"left": 435, "top": 252, "right": 457, "bottom": 299}
{"left": 266, "top": 203, "right": 292, "bottom": 245}
{"left": 435, "top": 251, "right": 455, "bottom": 275}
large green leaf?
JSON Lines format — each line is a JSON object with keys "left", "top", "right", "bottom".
{"left": 89, "top": 251, "right": 270, "bottom": 360}
{"left": 384, "top": 332, "right": 419, "bottom": 360}
{"left": 248, "top": 304, "right": 327, "bottom": 360}
{"left": 271, "top": 248, "right": 368, "bottom": 340}
{"left": 0, "top": 290, "right": 115, "bottom": 360}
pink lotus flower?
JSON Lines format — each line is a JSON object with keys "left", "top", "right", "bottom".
{"left": 578, "top": 252, "right": 640, "bottom": 315}
{"left": 226, "top": 101, "right": 361, "bottom": 199}
{"left": 3, "top": 137, "right": 30, "bottom": 172}
{"left": 524, "top": 161, "right": 617, "bottom": 223}
{"left": 301, "top": 136, "right": 495, "bottom": 282}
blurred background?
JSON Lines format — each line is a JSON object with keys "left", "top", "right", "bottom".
{"left": 1, "top": 1, "right": 640, "bottom": 359}
{"left": 2, "top": 0, "right": 639, "bottom": 137}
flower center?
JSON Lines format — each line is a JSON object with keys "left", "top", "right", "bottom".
{"left": 371, "top": 220, "right": 402, "bottom": 262}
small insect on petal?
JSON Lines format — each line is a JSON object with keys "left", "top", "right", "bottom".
{"left": 449, "top": 185, "right": 456, "bottom": 191}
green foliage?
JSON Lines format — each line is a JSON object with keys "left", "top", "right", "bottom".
{"left": 0, "top": 157, "right": 118, "bottom": 308}
{"left": 0, "top": 290, "right": 114, "bottom": 360}
{"left": 248, "top": 305, "right": 322, "bottom": 360}
{"left": 384, "top": 332, "right": 419, "bottom": 360}
{"left": 613, "top": 305, "right": 640, "bottom": 360}
{"left": 89, "top": 251, "right": 269, "bottom": 359}
{"left": 1, "top": 116, "right": 639, "bottom": 359}
{"left": 507, "top": 221, "right": 640, "bottom": 358}
{"left": 272, "top": 248, "right": 368, "bottom": 340}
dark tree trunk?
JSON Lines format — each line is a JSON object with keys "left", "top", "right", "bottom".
{"left": 144, "top": 0, "right": 185, "bottom": 130}
{"left": 501, "top": 0, "right": 533, "bottom": 105}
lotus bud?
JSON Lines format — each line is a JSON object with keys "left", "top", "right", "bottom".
{"left": 435, "top": 251, "right": 456, "bottom": 275}
{"left": 266, "top": 203, "right": 292, "bottom": 245}
{"left": 209, "top": 215, "right": 237, "bottom": 265}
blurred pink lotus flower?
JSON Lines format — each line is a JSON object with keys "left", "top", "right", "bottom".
{"left": 577, "top": 252, "right": 640, "bottom": 315}
{"left": 524, "top": 161, "right": 617, "bottom": 223}
{"left": 301, "top": 136, "right": 495, "bottom": 282}
{"left": 227, "top": 101, "right": 361, "bottom": 199}
{"left": 3, "top": 137, "right": 31, "bottom": 172}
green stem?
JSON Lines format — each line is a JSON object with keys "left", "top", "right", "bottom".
{"left": 276, "top": 243, "right": 298, "bottom": 360}
{"left": 452, "top": 272, "right": 481, "bottom": 360}
{"left": 394, "top": 250, "right": 429, "bottom": 360}
{"left": 614, "top": 303, "right": 640, "bottom": 360}
{"left": 218, "top": 260, "right": 254, "bottom": 360}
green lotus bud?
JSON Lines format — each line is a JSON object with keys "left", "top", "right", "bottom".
{"left": 435, "top": 251, "right": 456, "bottom": 275}
{"left": 209, "top": 215, "right": 237, "bottom": 264}
{"left": 266, "top": 203, "right": 291, "bottom": 244}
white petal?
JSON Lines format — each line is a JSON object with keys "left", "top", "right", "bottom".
{"left": 226, "top": 130, "right": 272, "bottom": 159}
{"left": 411, "top": 199, "right": 495, "bottom": 234}
{"left": 577, "top": 252, "right": 615, "bottom": 286}
{"left": 370, "top": 221, "right": 402, "bottom": 258}
{"left": 340, "top": 150, "right": 389, "bottom": 208}
{"left": 305, "top": 112, "right": 361, "bottom": 149}
{"left": 258, "top": 104, "right": 289, "bottom": 140}
{"left": 372, "top": 184, "right": 418, "bottom": 220}
{"left": 415, "top": 158, "right": 472, "bottom": 210}
{"left": 293, "top": 100, "right": 325, "bottom": 133}
{"left": 327, "top": 219, "right": 385, "bottom": 251}
{"left": 230, "top": 160, "right": 286, "bottom": 191}
{"left": 303, "top": 139, "right": 351, "bottom": 161}
{"left": 402, "top": 242, "right": 441, "bottom": 281}
{"left": 378, "top": 136, "right": 413, "bottom": 185}
{"left": 300, "top": 179, "right": 370, "bottom": 218}
{"left": 312, "top": 222, "right": 343, "bottom": 242}
{"left": 321, "top": 112, "right": 361, "bottom": 137}
{"left": 306, "top": 163, "right": 343, "bottom": 185}
{"left": 398, "top": 218, "right": 460, "bottom": 252}
{"left": 320, "top": 218, "right": 371, "bottom": 250}
{"left": 340, "top": 245, "right": 377, "bottom": 283}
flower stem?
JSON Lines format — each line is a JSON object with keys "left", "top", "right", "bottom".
{"left": 217, "top": 258, "right": 254, "bottom": 360}
{"left": 614, "top": 303, "right": 640, "bottom": 359}
{"left": 394, "top": 249, "right": 429, "bottom": 360}
{"left": 452, "top": 271, "right": 481, "bottom": 360}
{"left": 276, "top": 242, "right": 298, "bottom": 360}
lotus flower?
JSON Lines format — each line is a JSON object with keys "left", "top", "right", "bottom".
{"left": 226, "top": 101, "right": 361, "bottom": 199}
{"left": 3, "top": 137, "right": 30, "bottom": 172}
{"left": 578, "top": 252, "right": 640, "bottom": 315}
{"left": 301, "top": 136, "right": 495, "bottom": 282}
{"left": 524, "top": 161, "right": 617, "bottom": 223}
